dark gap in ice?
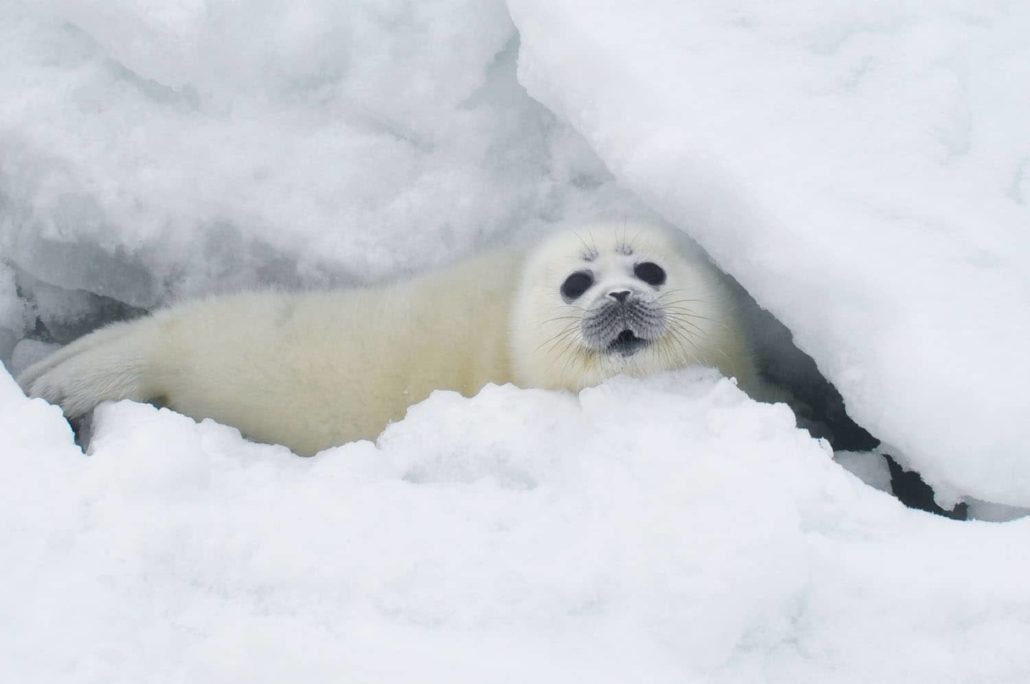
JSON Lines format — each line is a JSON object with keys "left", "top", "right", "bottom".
{"left": 885, "top": 457, "right": 968, "bottom": 520}
{"left": 727, "top": 275, "right": 966, "bottom": 520}
{"left": 18, "top": 274, "right": 149, "bottom": 345}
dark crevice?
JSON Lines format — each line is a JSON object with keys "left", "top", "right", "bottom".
{"left": 886, "top": 455, "right": 968, "bottom": 520}
{"left": 726, "top": 271, "right": 962, "bottom": 518}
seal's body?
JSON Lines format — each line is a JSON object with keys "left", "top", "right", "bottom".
{"left": 18, "top": 221, "right": 757, "bottom": 454}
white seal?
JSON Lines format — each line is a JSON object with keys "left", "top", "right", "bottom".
{"left": 18, "top": 220, "right": 757, "bottom": 454}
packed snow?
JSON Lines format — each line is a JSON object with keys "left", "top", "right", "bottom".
{"left": 4, "top": 368, "right": 1030, "bottom": 682}
{"left": 2, "top": 0, "right": 1030, "bottom": 681}
{"left": 0, "top": 0, "right": 636, "bottom": 342}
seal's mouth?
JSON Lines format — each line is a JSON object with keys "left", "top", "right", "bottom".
{"left": 607, "top": 329, "right": 648, "bottom": 357}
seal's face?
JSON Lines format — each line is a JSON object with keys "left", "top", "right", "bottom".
{"left": 511, "top": 221, "right": 729, "bottom": 391}
{"left": 559, "top": 247, "right": 669, "bottom": 359}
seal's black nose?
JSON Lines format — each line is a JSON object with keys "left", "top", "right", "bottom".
{"left": 609, "top": 290, "right": 631, "bottom": 303}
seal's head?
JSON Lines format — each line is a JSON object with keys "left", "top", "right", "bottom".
{"left": 510, "top": 220, "right": 745, "bottom": 391}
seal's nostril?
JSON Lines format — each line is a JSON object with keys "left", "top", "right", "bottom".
{"left": 609, "top": 290, "right": 631, "bottom": 303}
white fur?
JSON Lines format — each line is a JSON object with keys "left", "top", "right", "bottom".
{"left": 18, "top": 221, "right": 756, "bottom": 455}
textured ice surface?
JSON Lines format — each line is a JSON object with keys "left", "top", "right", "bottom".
{"left": 509, "top": 0, "right": 1030, "bottom": 506}
{"left": 0, "top": 0, "right": 636, "bottom": 357}
{"left": 3, "top": 365, "right": 1030, "bottom": 682}
{"left": 833, "top": 450, "right": 892, "bottom": 493}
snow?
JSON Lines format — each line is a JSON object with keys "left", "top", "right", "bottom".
{"left": 3, "top": 0, "right": 1030, "bottom": 680}
{"left": 0, "top": 0, "right": 634, "bottom": 338}
{"left": 4, "top": 364, "right": 1030, "bottom": 682}
{"left": 509, "top": 0, "right": 1030, "bottom": 506}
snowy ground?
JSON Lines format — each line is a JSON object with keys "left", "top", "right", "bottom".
{"left": 5, "top": 369, "right": 1030, "bottom": 683}
{"left": 2, "top": 0, "right": 1030, "bottom": 681}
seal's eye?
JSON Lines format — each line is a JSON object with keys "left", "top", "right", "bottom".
{"left": 561, "top": 271, "right": 593, "bottom": 300}
{"left": 634, "top": 262, "right": 666, "bottom": 286}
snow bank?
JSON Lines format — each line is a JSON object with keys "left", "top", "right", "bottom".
{"left": 3, "top": 363, "right": 1030, "bottom": 682}
{"left": 0, "top": 0, "right": 634, "bottom": 355}
{"left": 508, "top": 0, "right": 1030, "bottom": 506}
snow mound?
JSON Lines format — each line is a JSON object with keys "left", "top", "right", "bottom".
{"left": 0, "top": 0, "right": 635, "bottom": 354}
{"left": 3, "top": 363, "right": 1030, "bottom": 682}
{"left": 509, "top": 0, "right": 1030, "bottom": 506}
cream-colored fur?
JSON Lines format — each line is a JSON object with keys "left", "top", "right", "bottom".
{"left": 18, "top": 221, "right": 757, "bottom": 455}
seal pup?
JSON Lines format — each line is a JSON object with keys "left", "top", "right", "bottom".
{"left": 17, "top": 220, "right": 757, "bottom": 455}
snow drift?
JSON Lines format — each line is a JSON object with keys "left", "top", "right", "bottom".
{"left": 4, "top": 368, "right": 1030, "bottom": 682}
{"left": 0, "top": 0, "right": 636, "bottom": 356}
